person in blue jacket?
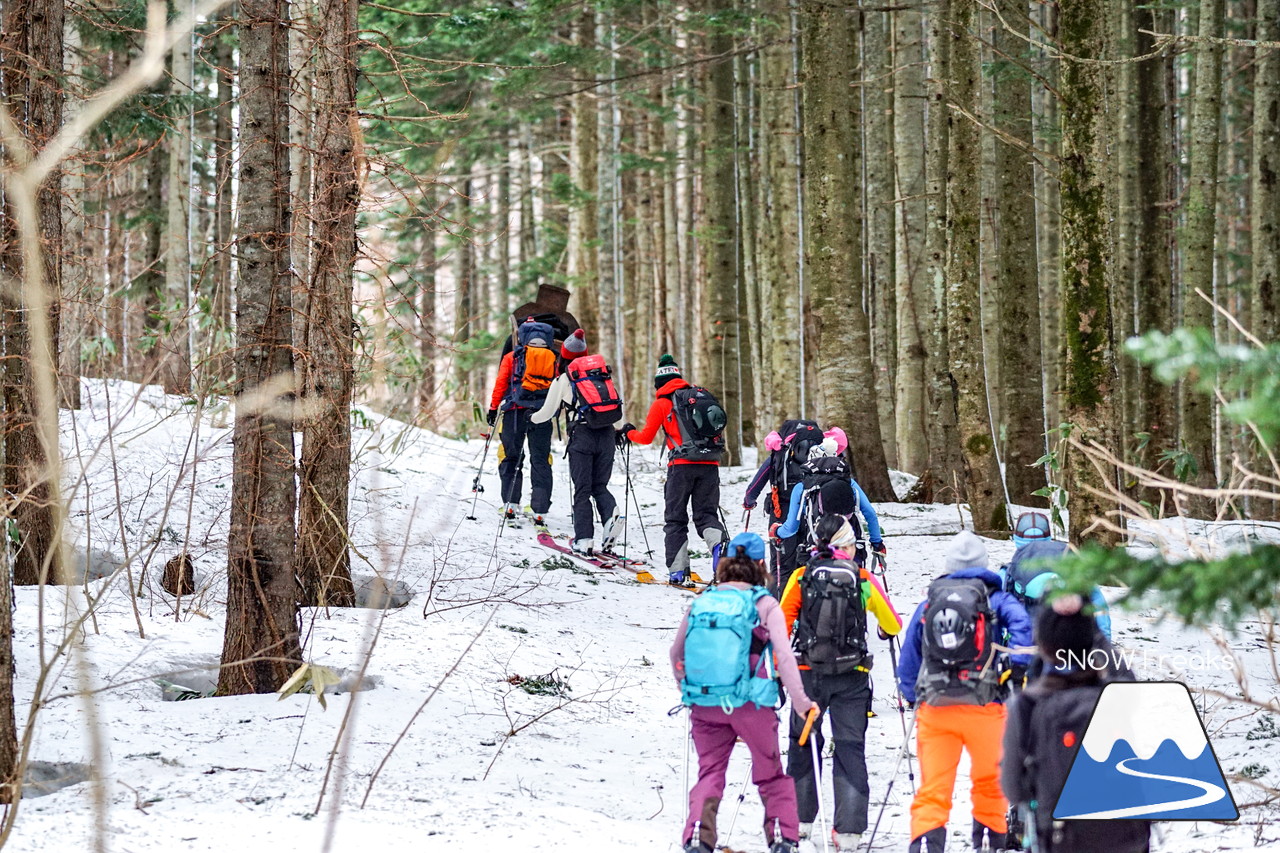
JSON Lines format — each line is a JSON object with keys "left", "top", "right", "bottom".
{"left": 770, "top": 441, "right": 883, "bottom": 554}
{"left": 998, "top": 512, "right": 1111, "bottom": 640}
{"left": 895, "top": 531, "right": 1033, "bottom": 853}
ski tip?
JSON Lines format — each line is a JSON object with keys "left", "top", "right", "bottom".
{"left": 635, "top": 571, "right": 655, "bottom": 583}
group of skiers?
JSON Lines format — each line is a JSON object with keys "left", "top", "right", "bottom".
{"left": 482, "top": 319, "right": 1138, "bottom": 853}
{"left": 670, "top": 509, "right": 1131, "bottom": 853}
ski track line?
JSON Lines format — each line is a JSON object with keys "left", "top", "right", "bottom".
{"left": 1056, "top": 756, "right": 1227, "bottom": 819}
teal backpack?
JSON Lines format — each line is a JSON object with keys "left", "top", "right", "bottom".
{"left": 681, "top": 586, "right": 779, "bottom": 711}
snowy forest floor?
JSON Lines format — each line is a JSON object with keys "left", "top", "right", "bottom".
{"left": 7, "top": 379, "right": 1277, "bottom": 851}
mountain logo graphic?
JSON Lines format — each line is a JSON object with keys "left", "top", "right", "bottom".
{"left": 1054, "top": 681, "right": 1239, "bottom": 821}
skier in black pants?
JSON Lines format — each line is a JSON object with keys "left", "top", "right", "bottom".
{"left": 619, "top": 354, "right": 727, "bottom": 586}
{"left": 487, "top": 319, "right": 559, "bottom": 524}
{"left": 530, "top": 330, "right": 623, "bottom": 553}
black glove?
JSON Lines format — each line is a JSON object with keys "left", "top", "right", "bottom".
{"left": 616, "top": 423, "right": 636, "bottom": 449}
{"left": 743, "top": 499, "right": 757, "bottom": 510}
{"left": 486, "top": 408, "right": 498, "bottom": 427}
{"left": 872, "top": 541, "right": 887, "bottom": 556}
{"left": 877, "top": 626, "right": 891, "bottom": 642}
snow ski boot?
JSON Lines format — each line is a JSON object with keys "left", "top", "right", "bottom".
{"left": 768, "top": 839, "right": 799, "bottom": 853}
{"left": 599, "top": 514, "right": 623, "bottom": 551}
{"left": 972, "top": 820, "right": 1006, "bottom": 851}
{"left": 833, "top": 832, "right": 861, "bottom": 851}
{"left": 571, "top": 538, "right": 595, "bottom": 556}
{"left": 908, "top": 827, "right": 946, "bottom": 853}
{"left": 668, "top": 570, "right": 695, "bottom": 588}
{"left": 501, "top": 503, "right": 518, "bottom": 521}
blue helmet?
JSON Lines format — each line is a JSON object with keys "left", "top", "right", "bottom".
{"left": 1013, "top": 511, "right": 1052, "bottom": 549}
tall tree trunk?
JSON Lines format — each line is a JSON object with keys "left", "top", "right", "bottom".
{"left": 297, "top": 0, "right": 358, "bottom": 608}
{"left": 60, "top": 12, "right": 84, "bottom": 409}
{"left": 760, "top": 0, "right": 802, "bottom": 426}
{"left": 569, "top": 9, "right": 601, "bottom": 343}
{"left": 699, "top": 0, "right": 742, "bottom": 464}
{"left": 893, "top": 5, "right": 929, "bottom": 473}
{"left": 418, "top": 226, "right": 438, "bottom": 423}
{"left": 220, "top": 0, "right": 304, "bottom": 694}
{"left": 162, "top": 22, "right": 194, "bottom": 395}
{"left": 734, "top": 22, "right": 759, "bottom": 449}
{"left": 800, "top": 1, "right": 896, "bottom": 501}
{"left": 1058, "top": 0, "right": 1121, "bottom": 546}
{"left": 864, "top": 8, "right": 898, "bottom": 469}
{"left": 1031, "top": 1, "right": 1063, "bottom": 440}
{"left": 946, "top": 0, "right": 1008, "bottom": 534}
{"left": 1180, "top": 0, "right": 1226, "bottom": 516}
{"left": 212, "top": 8, "right": 236, "bottom": 384}
{"left": 1, "top": 0, "right": 64, "bottom": 587}
{"left": 453, "top": 174, "right": 475, "bottom": 406}
{"left": 995, "top": 0, "right": 1048, "bottom": 506}
{"left": 289, "top": 0, "right": 315, "bottom": 381}
{"left": 1253, "top": 0, "right": 1279, "bottom": 372}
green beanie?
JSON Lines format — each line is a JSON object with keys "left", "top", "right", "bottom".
{"left": 654, "top": 354, "right": 682, "bottom": 387}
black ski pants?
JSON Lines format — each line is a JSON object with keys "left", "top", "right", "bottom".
{"left": 567, "top": 425, "right": 617, "bottom": 541}
{"left": 787, "top": 669, "right": 874, "bottom": 835}
{"left": 663, "top": 463, "right": 726, "bottom": 575}
{"left": 497, "top": 407, "right": 553, "bottom": 513}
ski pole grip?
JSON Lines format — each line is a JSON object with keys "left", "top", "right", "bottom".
{"left": 798, "top": 706, "right": 819, "bottom": 746}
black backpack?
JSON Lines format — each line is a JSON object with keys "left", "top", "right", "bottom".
{"left": 1015, "top": 683, "right": 1151, "bottom": 853}
{"left": 800, "top": 456, "right": 855, "bottom": 537}
{"left": 771, "top": 420, "right": 823, "bottom": 497}
{"left": 669, "top": 385, "right": 727, "bottom": 462}
{"left": 916, "top": 576, "right": 1001, "bottom": 706}
{"left": 792, "top": 556, "right": 871, "bottom": 675}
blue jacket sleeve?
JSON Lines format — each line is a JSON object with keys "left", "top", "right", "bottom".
{"left": 896, "top": 601, "right": 926, "bottom": 704}
{"left": 1090, "top": 587, "right": 1112, "bottom": 640}
{"left": 743, "top": 461, "right": 773, "bottom": 508}
{"left": 776, "top": 483, "right": 805, "bottom": 539}
{"left": 853, "top": 480, "right": 882, "bottom": 544}
{"left": 993, "top": 591, "right": 1034, "bottom": 666}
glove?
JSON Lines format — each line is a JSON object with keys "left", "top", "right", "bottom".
{"left": 872, "top": 541, "right": 887, "bottom": 556}
{"left": 486, "top": 408, "right": 498, "bottom": 427}
{"left": 743, "top": 499, "right": 757, "bottom": 510}
{"left": 877, "top": 626, "right": 891, "bottom": 642}
{"left": 768, "top": 522, "right": 782, "bottom": 543}
{"left": 615, "top": 427, "right": 633, "bottom": 449}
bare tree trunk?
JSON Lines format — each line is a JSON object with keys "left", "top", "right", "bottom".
{"left": 212, "top": 8, "right": 236, "bottom": 384}
{"left": 453, "top": 174, "right": 475, "bottom": 406}
{"left": 1253, "top": 0, "right": 1279, "bottom": 365}
{"left": 297, "top": 0, "right": 358, "bottom": 608}
{"left": 800, "top": 0, "right": 896, "bottom": 501}
{"left": 699, "top": 0, "right": 742, "bottom": 464}
{"left": 1, "top": 0, "right": 63, "bottom": 586}
{"left": 569, "top": 9, "right": 601, "bottom": 342}
{"left": 946, "top": 0, "right": 1008, "bottom": 534}
{"left": 735, "top": 22, "right": 759, "bottom": 448}
{"left": 864, "top": 7, "right": 898, "bottom": 469}
{"left": 995, "top": 0, "right": 1048, "bottom": 506}
{"left": 220, "top": 0, "right": 304, "bottom": 694}
{"left": 893, "top": 5, "right": 929, "bottom": 473}
{"left": 1032, "top": 0, "right": 1063, "bottom": 439}
{"left": 1059, "top": 0, "right": 1121, "bottom": 546}
{"left": 162, "top": 21, "right": 194, "bottom": 395}
{"left": 59, "top": 13, "right": 84, "bottom": 409}
{"left": 1180, "top": 0, "right": 1226, "bottom": 516}
{"left": 418, "top": 226, "right": 438, "bottom": 423}
{"left": 760, "top": 0, "right": 802, "bottom": 426}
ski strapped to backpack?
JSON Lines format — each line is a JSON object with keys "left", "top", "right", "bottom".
{"left": 792, "top": 557, "right": 872, "bottom": 675}
{"left": 681, "top": 586, "right": 779, "bottom": 711}
{"left": 565, "top": 354, "right": 622, "bottom": 429}
{"left": 916, "top": 576, "right": 1001, "bottom": 706}
{"left": 507, "top": 319, "right": 558, "bottom": 409}
{"left": 669, "top": 385, "right": 727, "bottom": 462}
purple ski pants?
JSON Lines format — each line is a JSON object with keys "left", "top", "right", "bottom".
{"left": 684, "top": 703, "right": 799, "bottom": 849}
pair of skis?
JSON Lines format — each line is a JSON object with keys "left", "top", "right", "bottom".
{"left": 536, "top": 531, "right": 705, "bottom": 592}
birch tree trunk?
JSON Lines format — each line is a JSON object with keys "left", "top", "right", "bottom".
{"left": 162, "top": 23, "right": 194, "bottom": 395}
{"left": 1058, "top": 0, "right": 1121, "bottom": 546}
{"left": 60, "top": 13, "right": 84, "bottom": 409}
{"left": 220, "top": 0, "right": 304, "bottom": 694}
{"left": 995, "top": 0, "right": 1048, "bottom": 506}
{"left": 297, "top": 0, "right": 358, "bottom": 608}
{"left": 212, "top": 8, "right": 236, "bottom": 384}
{"left": 1180, "top": 0, "right": 1226, "bottom": 516}
{"left": 946, "top": 0, "right": 1008, "bottom": 534}
{"left": 893, "top": 6, "right": 929, "bottom": 473}
{"left": 800, "top": 1, "right": 896, "bottom": 501}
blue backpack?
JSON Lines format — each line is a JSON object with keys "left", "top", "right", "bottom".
{"left": 681, "top": 586, "right": 779, "bottom": 711}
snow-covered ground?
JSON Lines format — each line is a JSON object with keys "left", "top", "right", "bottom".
{"left": 7, "top": 379, "right": 1277, "bottom": 851}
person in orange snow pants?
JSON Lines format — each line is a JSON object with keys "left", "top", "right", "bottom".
{"left": 911, "top": 702, "right": 1008, "bottom": 841}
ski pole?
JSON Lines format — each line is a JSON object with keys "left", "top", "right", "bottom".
{"left": 885, "top": 637, "right": 915, "bottom": 793}
{"left": 466, "top": 430, "right": 494, "bottom": 521}
{"left": 799, "top": 706, "right": 831, "bottom": 853}
{"left": 741, "top": 507, "right": 752, "bottom": 532}
{"left": 721, "top": 760, "right": 753, "bottom": 847}
{"left": 625, "top": 444, "right": 655, "bottom": 558}
{"left": 866, "top": 707, "right": 919, "bottom": 853}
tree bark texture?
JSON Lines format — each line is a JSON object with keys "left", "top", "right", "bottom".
{"left": 893, "top": 6, "right": 929, "bottom": 474}
{"left": 946, "top": 0, "right": 1008, "bottom": 534}
{"left": 297, "top": 0, "right": 358, "bottom": 608}
{"left": 1180, "top": 0, "right": 1226, "bottom": 514}
{"left": 569, "top": 9, "right": 601, "bottom": 346}
{"left": 800, "top": 1, "right": 896, "bottom": 501}
{"left": 220, "top": 0, "right": 304, "bottom": 694}
{"left": 1, "top": 0, "right": 63, "bottom": 587}
{"left": 995, "top": 0, "right": 1048, "bottom": 506}
{"left": 162, "top": 24, "right": 194, "bottom": 395}
{"left": 1058, "top": 0, "right": 1121, "bottom": 546}
{"left": 1254, "top": 0, "right": 1279, "bottom": 346}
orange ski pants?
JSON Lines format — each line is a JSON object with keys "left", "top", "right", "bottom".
{"left": 909, "top": 702, "right": 1009, "bottom": 840}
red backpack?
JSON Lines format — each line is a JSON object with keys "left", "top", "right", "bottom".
{"left": 566, "top": 354, "right": 623, "bottom": 428}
